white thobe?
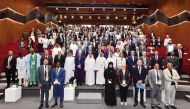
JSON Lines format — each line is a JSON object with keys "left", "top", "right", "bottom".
{"left": 85, "top": 57, "right": 95, "bottom": 85}
{"left": 70, "top": 44, "right": 78, "bottom": 56}
{"left": 52, "top": 47, "right": 62, "bottom": 59}
{"left": 16, "top": 57, "right": 27, "bottom": 79}
{"left": 96, "top": 57, "right": 106, "bottom": 85}
{"left": 106, "top": 57, "right": 116, "bottom": 69}
{"left": 42, "top": 38, "right": 49, "bottom": 48}
{"left": 117, "top": 57, "right": 126, "bottom": 71}
{"left": 64, "top": 56, "right": 75, "bottom": 84}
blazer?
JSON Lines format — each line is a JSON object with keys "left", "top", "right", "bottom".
{"left": 54, "top": 54, "right": 66, "bottom": 68}
{"left": 150, "top": 55, "right": 163, "bottom": 68}
{"left": 139, "top": 56, "right": 150, "bottom": 67}
{"left": 166, "top": 56, "right": 179, "bottom": 70}
{"left": 51, "top": 68, "right": 65, "bottom": 85}
{"left": 132, "top": 66, "right": 147, "bottom": 84}
{"left": 148, "top": 69, "right": 165, "bottom": 90}
{"left": 163, "top": 68, "right": 180, "bottom": 89}
{"left": 37, "top": 65, "right": 52, "bottom": 85}
{"left": 4, "top": 56, "right": 17, "bottom": 71}
{"left": 127, "top": 56, "right": 138, "bottom": 70}
{"left": 117, "top": 70, "right": 132, "bottom": 86}
{"left": 173, "top": 48, "right": 184, "bottom": 59}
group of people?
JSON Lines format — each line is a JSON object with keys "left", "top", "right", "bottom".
{"left": 3, "top": 25, "right": 184, "bottom": 109}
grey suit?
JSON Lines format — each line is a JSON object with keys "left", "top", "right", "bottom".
{"left": 148, "top": 69, "right": 164, "bottom": 106}
{"left": 37, "top": 65, "right": 52, "bottom": 104}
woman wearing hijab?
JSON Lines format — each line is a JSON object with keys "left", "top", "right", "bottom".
{"left": 104, "top": 62, "right": 117, "bottom": 106}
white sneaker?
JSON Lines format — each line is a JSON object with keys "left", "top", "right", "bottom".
{"left": 124, "top": 102, "right": 128, "bottom": 106}
{"left": 121, "top": 102, "right": 124, "bottom": 105}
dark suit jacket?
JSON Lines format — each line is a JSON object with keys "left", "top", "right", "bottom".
{"left": 132, "top": 66, "right": 146, "bottom": 85}
{"left": 40, "top": 55, "right": 53, "bottom": 65}
{"left": 37, "top": 65, "right": 52, "bottom": 86}
{"left": 117, "top": 70, "right": 132, "bottom": 86}
{"left": 173, "top": 48, "right": 184, "bottom": 59}
{"left": 4, "top": 56, "right": 17, "bottom": 72}
{"left": 150, "top": 55, "right": 163, "bottom": 68}
{"left": 167, "top": 56, "right": 179, "bottom": 70}
{"left": 51, "top": 68, "right": 65, "bottom": 85}
{"left": 75, "top": 56, "right": 85, "bottom": 70}
{"left": 54, "top": 55, "right": 66, "bottom": 68}
{"left": 127, "top": 56, "right": 138, "bottom": 71}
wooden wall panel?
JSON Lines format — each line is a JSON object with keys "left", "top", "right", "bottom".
{"left": 0, "top": 0, "right": 38, "bottom": 15}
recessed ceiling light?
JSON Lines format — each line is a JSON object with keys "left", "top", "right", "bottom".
{"left": 115, "top": 16, "right": 118, "bottom": 19}
{"left": 76, "top": 8, "right": 79, "bottom": 11}
{"left": 113, "top": 8, "right": 116, "bottom": 11}
{"left": 106, "top": 16, "right": 109, "bottom": 19}
{"left": 98, "top": 16, "right": 100, "bottom": 19}
{"left": 124, "top": 17, "right": 127, "bottom": 20}
{"left": 66, "top": 8, "right": 69, "bottom": 10}
{"left": 71, "top": 16, "right": 74, "bottom": 19}
{"left": 56, "top": 7, "right": 59, "bottom": 10}
{"left": 89, "top": 16, "right": 92, "bottom": 19}
{"left": 64, "top": 16, "right": 67, "bottom": 19}
{"left": 80, "top": 16, "right": 83, "bottom": 19}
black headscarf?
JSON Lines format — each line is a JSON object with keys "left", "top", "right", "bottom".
{"left": 108, "top": 62, "right": 114, "bottom": 70}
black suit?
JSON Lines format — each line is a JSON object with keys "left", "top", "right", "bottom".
{"left": 4, "top": 56, "right": 17, "bottom": 87}
{"left": 150, "top": 55, "right": 163, "bottom": 69}
{"left": 132, "top": 66, "right": 146, "bottom": 104}
{"left": 54, "top": 55, "right": 65, "bottom": 68}
{"left": 174, "top": 48, "right": 184, "bottom": 74}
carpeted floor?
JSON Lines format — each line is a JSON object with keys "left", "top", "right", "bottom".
{"left": 0, "top": 97, "right": 189, "bottom": 109}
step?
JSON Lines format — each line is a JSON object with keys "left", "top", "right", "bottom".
{"left": 185, "top": 95, "right": 190, "bottom": 102}
{"left": 76, "top": 92, "right": 103, "bottom": 104}
{"left": 0, "top": 93, "right": 4, "bottom": 100}
{"left": 0, "top": 78, "right": 7, "bottom": 83}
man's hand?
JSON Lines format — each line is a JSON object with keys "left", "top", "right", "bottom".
{"left": 39, "top": 84, "right": 42, "bottom": 87}
{"left": 138, "top": 80, "right": 143, "bottom": 83}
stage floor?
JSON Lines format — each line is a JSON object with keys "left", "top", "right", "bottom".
{"left": 0, "top": 97, "right": 190, "bottom": 109}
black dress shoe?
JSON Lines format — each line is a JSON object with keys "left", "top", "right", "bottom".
{"left": 151, "top": 105, "right": 155, "bottom": 109}
{"left": 133, "top": 103, "right": 138, "bottom": 107}
{"left": 51, "top": 102, "right": 58, "bottom": 108}
{"left": 155, "top": 105, "right": 162, "bottom": 109}
{"left": 60, "top": 103, "right": 63, "bottom": 108}
{"left": 141, "top": 103, "right": 146, "bottom": 108}
{"left": 165, "top": 105, "right": 170, "bottom": 109}
{"left": 170, "top": 105, "right": 177, "bottom": 109}
{"left": 45, "top": 103, "right": 49, "bottom": 108}
{"left": 39, "top": 104, "right": 43, "bottom": 109}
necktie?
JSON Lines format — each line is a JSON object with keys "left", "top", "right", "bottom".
{"left": 156, "top": 70, "right": 160, "bottom": 80}
{"left": 178, "top": 49, "right": 182, "bottom": 59}
{"left": 138, "top": 67, "right": 141, "bottom": 75}
{"left": 45, "top": 66, "right": 47, "bottom": 80}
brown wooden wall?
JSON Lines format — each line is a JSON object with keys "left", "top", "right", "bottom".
{"left": 140, "top": 0, "right": 190, "bottom": 48}
{"left": 0, "top": 0, "right": 52, "bottom": 47}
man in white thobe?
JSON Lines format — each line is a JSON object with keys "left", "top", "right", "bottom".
{"left": 96, "top": 52, "right": 106, "bottom": 85}
{"left": 106, "top": 52, "right": 116, "bottom": 69}
{"left": 64, "top": 50, "right": 75, "bottom": 84}
{"left": 16, "top": 53, "right": 27, "bottom": 86}
{"left": 85, "top": 52, "right": 96, "bottom": 86}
